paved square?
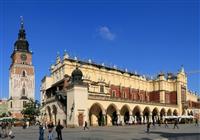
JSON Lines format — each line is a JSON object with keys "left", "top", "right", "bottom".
{"left": 10, "top": 124, "right": 200, "bottom": 140}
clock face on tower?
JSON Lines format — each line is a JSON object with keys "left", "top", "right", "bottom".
{"left": 21, "top": 53, "right": 27, "bottom": 61}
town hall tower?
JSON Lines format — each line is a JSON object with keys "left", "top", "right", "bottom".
{"left": 8, "top": 17, "right": 35, "bottom": 118}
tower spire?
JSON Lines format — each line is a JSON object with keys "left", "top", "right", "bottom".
{"left": 13, "top": 16, "right": 30, "bottom": 53}
{"left": 20, "top": 16, "right": 24, "bottom": 29}
{"left": 18, "top": 16, "right": 26, "bottom": 40}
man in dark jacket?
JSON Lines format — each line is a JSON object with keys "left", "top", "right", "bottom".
{"left": 56, "top": 120, "right": 63, "bottom": 140}
{"left": 173, "top": 119, "right": 179, "bottom": 129}
{"left": 84, "top": 121, "right": 89, "bottom": 130}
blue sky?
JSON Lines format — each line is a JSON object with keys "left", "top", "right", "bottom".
{"left": 0, "top": 0, "right": 199, "bottom": 101}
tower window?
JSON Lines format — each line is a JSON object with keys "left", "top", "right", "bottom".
{"left": 22, "top": 70, "right": 26, "bottom": 77}
{"left": 22, "top": 88, "right": 25, "bottom": 96}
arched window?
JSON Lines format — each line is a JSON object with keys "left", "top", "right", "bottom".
{"left": 22, "top": 70, "right": 26, "bottom": 77}
{"left": 10, "top": 102, "right": 12, "bottom": 108}
{"left": 22, "top": 88, "right": 25, "bottom": 96}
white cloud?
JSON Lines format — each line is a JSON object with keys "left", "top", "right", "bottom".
{"left": 99, "top": 26, "right": 115, "bottom": 41}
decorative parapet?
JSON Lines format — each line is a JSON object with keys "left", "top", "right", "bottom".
{"left": 88, "top": 94, "right": 178, "bottom": 107}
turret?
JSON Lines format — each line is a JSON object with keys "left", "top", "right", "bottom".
{"left": 63, "top": 50, "right": 69, "bottom": 59}
{"left": 176, "top": 65, "right": 187, "bottom": 116}
{"left": 157, "top": 72, "right": 166, "bottom": 103}
{"left": 56, "top": 53, "right": 61, "bottom": 64}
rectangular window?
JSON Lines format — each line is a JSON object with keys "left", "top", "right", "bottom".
{"left": 23, "top": 101, "right": 26, "bottom": 107}
{"left": 123, "top": 92, "right": 126, "bottom": 98}
{"left": 112, "top": 90, "right": 116, "bottom": 97}
{"left": 129, "top": 93, "right": 132, "bottom": 100}
{"left": 22, "top": 88, "right": 25, "bottom": 96}
{"left": 100, "top": 85, "right": 104, "bottom": 93}
{"left": 165, "top": 94, "right": 170, "bottom": 104}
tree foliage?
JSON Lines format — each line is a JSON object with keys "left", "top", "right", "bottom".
{"left": 21, "top": 99, "right": 40, "bottom": 122}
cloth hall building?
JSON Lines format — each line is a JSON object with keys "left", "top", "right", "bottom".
{"left": 40, "top": 52, "right": 200, "bottom": 127}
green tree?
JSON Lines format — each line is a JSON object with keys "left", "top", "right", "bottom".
{"left": 1, "top": 112, "right": 7, "bottom": 117}
{"left": 7, "top": 111, "right": 12, "bottom": 117}
{"left": 21, "top": 99, "right": 40, "bottom": 123}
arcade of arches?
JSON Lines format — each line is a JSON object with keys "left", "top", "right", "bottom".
{"left": 88, "top": 102, "right": 188, "bottom": 126}
{"left": 42, "top": 101, "right": 195, "bottom": 127}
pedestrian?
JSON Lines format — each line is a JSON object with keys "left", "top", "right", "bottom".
{"left": 45, "top": 121, "right": 48, "bottom": 129}
{"left": 84, "top": 121, "right": 89, "bottom": 130}
{"left": 164, "top": 119, "right": 168, "bottom": 128}
{"left": 195, "top": 118, "right": 199, "bottom": 126}
{"left": 26, "top": 121, "right": 29, "bottom": 128}
{"left": 22, "top": 122, "right": 27, "bottom": 129}
{"left": 39, "top": 124, "right": 44, "bottom": 140}
{"left": 1, "top": 122, "right": 7, "bottom": 138}
{"left": 7, "top": 122, "right": 14, "bottom": 139}
{"left": 158, "top": 118, "right": 161, "bottom": 126}
{"left": 47, "top": 122, "right": 54, "bottom": 140}
{"left": 56, "top": 120, "right": 63, "bottom": 140}
{"left": 152, "top": 119, "right": 155, "bottom": 128}
{"left": 173, "top": 119, "right": 179, "bottom": 129}
{"left": 146, "top": 122, "right": 151, "bottom": 133}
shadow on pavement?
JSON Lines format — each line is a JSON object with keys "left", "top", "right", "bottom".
{"left": 132, "top": 131, "right": 200, "bottom": 140}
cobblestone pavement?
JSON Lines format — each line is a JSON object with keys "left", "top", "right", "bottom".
{"left": 5, "top": 124, "right": 200, "bottom": 140}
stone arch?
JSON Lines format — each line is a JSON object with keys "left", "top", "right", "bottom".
{"left": 160, "top": 108, "right": 166, "bottom": 121}
{"left": 152, "top": 107, "right": 159, "bottom": 116}
{"left": 106, "top": 103, "right": 119, "bottom": 126}
{"left": 89, "top": 103, "right": 105, "bottom": 126}
{"left": 143, "top": 106, "right": 151, "bottom": 123}
{"left": 190, "top": 110, "right": 193, "bottom": 116}
{"left": 120, "top": 104, "right": 131, "bottom": 125}
{"left": 173, "top": 109, "right": 178, "bottom": 116}
{"left": 160, "top": 108, "right": 166, "bottom": 117}
{"left": 187, "top": 110, "right": 190, "bottom": 115}
{"left": 167, "top": 109, "right": 172, "bottom": 116}
{"left": 132, "top": 106, "right": 141, "bottom": 124}
{"left": 182, "top": 109, "right": 186, "bottom": 115}
{"left": 133, "top": 105, "right": 141, "bottom": 115}
{"left": 152, "top": 107, "right": 159, "bottom": 123}
{"left": 52, "top": 105, "right": 57, "bottom": 125}
{"left": 46, "top": 106, "right": 52, "bottom": 122}
{"left": 143, "top": 106, "right": 151, "bottom": 116}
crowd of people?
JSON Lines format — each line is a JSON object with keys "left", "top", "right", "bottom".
{"left": 146, "top": 118, "right": 199, "bottom": 133}
{"left": 38, "top": 120, "right": 64, "bottom": 140}
{"left": 0, "top": 117, "right": 198, "bottom": 139}
{"left": 0, "top": 121, "right": 15, "bottom": 139}
{"left": 38, "top": 120, "right": 90, "bottom": 140}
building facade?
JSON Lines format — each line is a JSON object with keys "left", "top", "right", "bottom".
{"left": 0, "top": 99, "right": 8, "bottom": 115}
{"left": 8, "top": 18, "right": 35, "bottom": 118}
{"left": 40, "top": 52, "right": 200, "bottom": 127}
